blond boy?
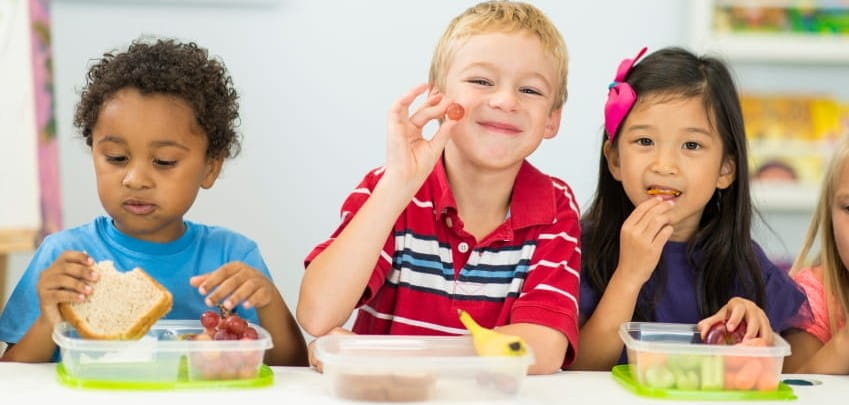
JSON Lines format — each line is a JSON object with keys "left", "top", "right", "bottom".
{"left": 298, "top": 1, "right": 579, "bottom": 374}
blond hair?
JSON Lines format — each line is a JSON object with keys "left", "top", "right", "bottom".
{"left": 428, "top": 0, "right": 568, "bottom": 109}
{"left": 791, "top": 136, "right": 849, "bottom": 336}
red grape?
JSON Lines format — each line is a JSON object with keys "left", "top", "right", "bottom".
{"left": 213, "top": 329, "right": 232, "bottom": 341}
{"left": 201, "top": 310, "right": 220, "bottom": 330}
{"left": 704, "top": 320, "right": 747, "bottom": 345}
{"left": 446, "top": 103, "right": 464, "bottom": 120}
{"left": 242, "top": 327, "right": 259, "bottom": 340}
{"left": 225, "top": 315, "right": 248, "bottom": 336}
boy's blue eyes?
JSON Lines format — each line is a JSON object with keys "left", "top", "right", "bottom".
{"left": 465, "top": 79, "right": 543, "bottom": 96}
{"left": 468, "top": 79, "right": 491, "bottom": 86}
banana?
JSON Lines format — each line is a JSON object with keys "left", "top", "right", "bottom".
{"left": 458, "top": 309, "right": 528, "bottom": 357}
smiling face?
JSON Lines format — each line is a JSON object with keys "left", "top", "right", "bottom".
{"left": 605, "top": 95, "right": 736, "bottom": 241}
{"left": 439, "top": 32, "right": 562, "bottom": 172}
{"left": 91, "top": 87, "right": 222, "bottom": 242}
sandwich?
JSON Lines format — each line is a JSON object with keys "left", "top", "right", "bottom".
{"left": 59, "top": 260, "right": 173, "bottom": 340}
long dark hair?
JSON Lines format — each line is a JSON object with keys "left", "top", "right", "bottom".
{"left": 583, "top": 47, "right": 765, "bottom": 321}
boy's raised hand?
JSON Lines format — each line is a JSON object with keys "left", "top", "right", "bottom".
{"left": 190, "top": 262, "right": 276, "bottom": 311}
{"left": 37, "top": 251, "right": 97, "bottom": 324}
{"left": 616, "top": 197, "right": 675, "bottom": 286}
{"left": 384, "top": 83, "right": 460, "bottom": 188}
{"left": 697, "top": 297, "right": 774, "bottom": 345}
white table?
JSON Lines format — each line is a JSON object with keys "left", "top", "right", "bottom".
{"left": 1, "top": 363, "right": 847, "bottom": 404}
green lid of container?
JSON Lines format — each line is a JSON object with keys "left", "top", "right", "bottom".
{"left": 612, "top": 364, "right": 796, "bottom": 401}
{"left": 56, "top": 360, "right": 273, "bottom": 390}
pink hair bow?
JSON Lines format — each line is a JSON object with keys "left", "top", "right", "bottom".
{"left": 604, "top": 47, "right": 647, "bottom": 140}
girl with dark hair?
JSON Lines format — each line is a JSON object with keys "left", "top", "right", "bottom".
{"left": 571, "top": 47, "right": 808, "bottom": 370}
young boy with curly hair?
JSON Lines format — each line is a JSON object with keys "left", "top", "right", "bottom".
{"left": 0, "top": 38, "right": 307, "bottom": 365}
{"left": 298, "top": 1, "right": 579, "bottom": 374}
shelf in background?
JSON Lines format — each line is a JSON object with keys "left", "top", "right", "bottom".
{"left": 702, "top": 34, "right": 849, "bottom": 64}
{"left": 689, "top": 0, "right": 849, "bottom": 64}
{"left": 751, "top": 182, "right": 819, "bottom": 212}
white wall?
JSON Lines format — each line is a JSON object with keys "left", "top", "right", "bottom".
{"left": 3, "top": 0, "right": 686, "bottom": 315}
{"left": 6, "top": 1, "right": 847, "bottom": 330}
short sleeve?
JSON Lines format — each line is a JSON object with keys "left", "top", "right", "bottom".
{"left": 0, "top": 235, "right": 62, "bottom": 344}
{"left": 0, "top": 235, "right": 65, "bottom": 361}
{"left": 754, "top": 243, "right": 811, "bottom": 333}
{"left": 791, "top": 267, "right": 832, "bottom": 343}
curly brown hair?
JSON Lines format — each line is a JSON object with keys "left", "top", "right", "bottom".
{"left": 73, "top": 38, "right": 241, "bottom": 160}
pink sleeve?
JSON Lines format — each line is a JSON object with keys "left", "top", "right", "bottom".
{"left": 791, "top": 267, "right": 832, "bottom": 343}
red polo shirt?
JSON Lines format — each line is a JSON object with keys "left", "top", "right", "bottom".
{"left": 305, "top": 159, "right": 582, "bottom": 367}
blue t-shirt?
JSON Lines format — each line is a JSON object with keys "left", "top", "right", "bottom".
{"left": 579, "top": 238, "right": 808, "bottom": 364}
{"left": 0, "top": 216, "right": 272, "bottom": 360}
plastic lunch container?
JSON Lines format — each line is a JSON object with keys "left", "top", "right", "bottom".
{"left": 618, "top": 322, "right": 790, "bottom": 395}
{"left": 314, "top": 335, "right": 535, "bottom": 402}
{"left": 53, "top": 319, "right": 272, "bottom": 387}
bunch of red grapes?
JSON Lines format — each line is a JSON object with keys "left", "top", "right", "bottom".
{"left": 196, "top": 310, "right": 259, "bottom": 340}
{"left": 189, "top": 310, "right": 264, "bottom": 380}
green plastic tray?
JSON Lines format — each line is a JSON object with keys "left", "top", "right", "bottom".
{"left": 56, "top": 360, "right": 274, "bottom": 390}
{"left": 612, "top": 365, "right": 796, "bottom": 401}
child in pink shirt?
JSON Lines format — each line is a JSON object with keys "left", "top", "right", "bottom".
{"left": 785, "top": 136, "right": 849, "bottom": 374}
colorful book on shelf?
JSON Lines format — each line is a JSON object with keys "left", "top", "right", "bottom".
{"left": 742, "top": 94, "right": 846, "bottom": 187}
{"left": 713, "top": 3, "right": 849, "bottom": 36}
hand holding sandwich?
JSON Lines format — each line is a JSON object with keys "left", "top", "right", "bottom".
{"left": 37, "top": 251, "right": 98, "bottom": 325}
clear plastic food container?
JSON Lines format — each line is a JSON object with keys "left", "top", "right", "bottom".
{"left": 618, "top": 322, "right": 790, "bottom": 395}
{"left": 53, "top": 319, "right": 272, "bottom": 387}
{"left": 314, "top": 335, "right": 534, "bottom": 402}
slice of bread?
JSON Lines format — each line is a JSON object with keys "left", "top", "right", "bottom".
{"left": 59, "top": 260, "right": 173, "bottom": 340}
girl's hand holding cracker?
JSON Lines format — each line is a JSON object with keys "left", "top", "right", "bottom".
{"left": 616, "top": 197, "right": 675, "bottom": 286}
{"left": 384, "top": 83, "right": 461, "bottom": 190}
{"left": 37, "top": 251, "right": 98, "bottom": 324}
{"left": 191, "top": 261, "right": 276, "bottom": 311}
{"left": 697, "top": 297, "right": 774, "bottom": 345}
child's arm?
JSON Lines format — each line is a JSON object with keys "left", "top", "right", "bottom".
{"left": 495, "top": 323, "right": 568, "bottom": 375}
{"left": 0, "top": 316, "right": 56, "bottom": 362}
{"left": 572, "top": 198, "right": 674, "bottom": 370}
{"left": 571, "top": 270, "right": 644, "bottom": 370}
{"left": 256, "top": 289, "right": 308, "bottom": 366}
{"left": 784, "top": 327, "right": 849, "bottom": 374}
{"left": 1, "top": 251, "right": 96, "bottom": 362}
{"left": 297, "top": 84, "right": 458, "bottom": 336}
{"left": 191, "top": 262, "right": 308, "bottom": 366}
